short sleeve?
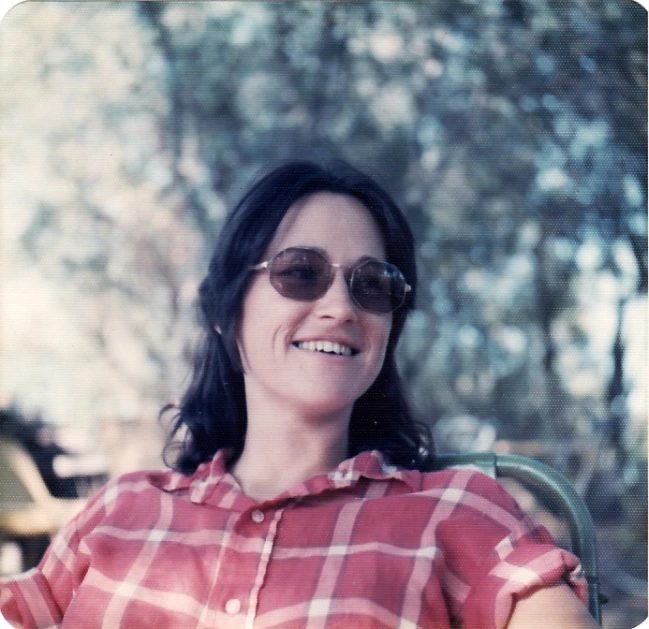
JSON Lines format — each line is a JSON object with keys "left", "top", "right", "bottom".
{"left": 434, "top": 470, "right": 588, "bottom": 629}
{"left": 1, "top": 567, "right": 65, "bottom": 628}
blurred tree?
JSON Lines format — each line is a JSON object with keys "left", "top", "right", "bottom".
{"left": 132, "top": 0, "right": 646, "bottom": 443}
{"left": 1, "top": 1, "right": 646, "bottom": 454}
{"left": 1, "top": 4, "right": 205, "bottom": 423}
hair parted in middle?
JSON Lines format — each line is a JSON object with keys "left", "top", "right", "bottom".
{"left": 163, "top": 159, "right": 433, "bottom": 474}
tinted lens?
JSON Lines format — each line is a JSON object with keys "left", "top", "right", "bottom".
{"left": 351, "top": 260, "right": 407, "bottom": 313}
{"left": 269, "top": 248, "right": 330, "bottom": 300}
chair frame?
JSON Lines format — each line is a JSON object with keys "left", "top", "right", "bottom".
{"left": 434, "top": 452, "right": 602, "bottom": 625}
{"left": 0, "top": 438, "right": 87, "bottom": 570}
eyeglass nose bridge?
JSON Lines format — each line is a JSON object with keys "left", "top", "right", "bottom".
{"left": 320, "top": 262, "right": 355, "bottom": 301}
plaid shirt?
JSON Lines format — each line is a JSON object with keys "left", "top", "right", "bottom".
{"left": 1, "top": 450, "right": 586, "bottom": 629}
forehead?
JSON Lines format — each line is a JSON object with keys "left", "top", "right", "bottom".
{"left": 266, "top": 192, "right": 386, "bottom": 260}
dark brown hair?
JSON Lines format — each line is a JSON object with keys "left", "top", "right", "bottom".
{"left": 164, "top": 159, "right": 433, "bottom": 473}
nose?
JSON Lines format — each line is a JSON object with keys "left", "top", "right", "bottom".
{"left": 313, "top": 266, "right": 358, "bottom": 321}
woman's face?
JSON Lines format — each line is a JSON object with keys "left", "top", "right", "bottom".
{"left": 236, "top": 192, "right": 392, "bottom": 420}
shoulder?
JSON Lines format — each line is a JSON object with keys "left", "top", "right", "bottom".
{"left": 96, "top": 467, "right": 173, "bottom": 495}
{"left": 407, "top": 464, "right": 514, "bottom": 501}
{"left": 98, "top": 465, "right": 197, "bottom": 503}
{"left": 397, "top": 466, "right": 535, "bottom": 531}
{"left": 70, "top": 467, "right": 190, "bottom": 527}
{"left": 391, "top": 465, "right": 589, "bottom": 627}
{"left": 411, "top": 467, "right": 559, "bottom": 564}
{"left": 369, "top": 451, "right": 521, "bottom": 512}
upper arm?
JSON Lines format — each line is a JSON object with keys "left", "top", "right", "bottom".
{"left": 505, "top": 583, "right": 598, "bottom": 629}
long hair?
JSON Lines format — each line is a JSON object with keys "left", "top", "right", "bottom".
{"left": 163, "top": 160, "right": 433, "bottom": 473}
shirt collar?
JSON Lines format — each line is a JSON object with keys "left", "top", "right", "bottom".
{"left": 158, "top": 449, "right": 419, "bottom": 506}
{"left": 156, "top": 449, "right": 231, "bottom": 503}
{"left": 327, "top": 450, "right": 413, "bottom": 486}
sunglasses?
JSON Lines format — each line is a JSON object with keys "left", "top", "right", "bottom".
{"left": 250, "top": 247, "right": 411, "bottom": 313}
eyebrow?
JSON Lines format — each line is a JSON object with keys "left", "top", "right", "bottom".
{"left": 288, "top": 246, "right": 386, "bottom": 265}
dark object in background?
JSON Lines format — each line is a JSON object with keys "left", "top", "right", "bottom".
{"left": 0, "top": 407, "right": 79, "bottom": 498}
{"left": 0, "top": 406, "right": 109, "bottom": 571}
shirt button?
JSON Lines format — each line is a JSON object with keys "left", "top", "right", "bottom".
{"left": 225, "top": 598, "right": 241, "bottom": 615}
{"left": 251, "top": 509, "right": 265, "bottom": 523}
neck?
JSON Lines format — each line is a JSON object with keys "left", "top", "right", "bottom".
{"left": 230, "top": 401, "right": 351, "bottom": 502}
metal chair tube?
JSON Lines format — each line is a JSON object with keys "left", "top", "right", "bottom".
{"left": 434, "top": 452, "right": 601, "bottom": 624}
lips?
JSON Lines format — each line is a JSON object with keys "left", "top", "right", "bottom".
{"left": 293, "top": 340, "right": 359, "bottom": 356}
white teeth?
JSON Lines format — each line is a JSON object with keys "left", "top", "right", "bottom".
{"left": 296, "top": 341, "right": 353, "bottom": 356}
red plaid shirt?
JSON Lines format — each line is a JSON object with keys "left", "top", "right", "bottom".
{"left": 1, "top": 450, "right": 586, "bottom": 629}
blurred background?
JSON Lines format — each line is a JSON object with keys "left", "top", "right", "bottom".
{"left": 0, "top": 1, "right": 646, "bottom": 627}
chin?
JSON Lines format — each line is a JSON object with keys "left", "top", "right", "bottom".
{"left": 297, "top": 394, "right": 359, "bottom": 418}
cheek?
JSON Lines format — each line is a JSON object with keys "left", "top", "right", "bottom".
{"left": 370, "top": 317, "right": 392, "bottom": 364}
{"left": 235, "top": 292, "right": 261, "bottom": 373}
{"left": 237, "top": 298, "right": 310, "bottom": 372}
{"left": 234, "top": 326, "right": 250, "bottom": 373}
{"left": 381, "top": 315, "right": 393, "bottom": 345}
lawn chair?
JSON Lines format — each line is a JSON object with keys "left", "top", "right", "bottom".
{"left": 434, "top": 451, "right": 602, "bottom": 625}
{"left": 0, "top": 438, "right": 86, "bottom": 570}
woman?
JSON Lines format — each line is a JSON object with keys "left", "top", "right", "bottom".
{"left": 1, "top": 160, "right": 597, "bottom": 629}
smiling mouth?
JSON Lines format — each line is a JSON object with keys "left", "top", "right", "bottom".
{"left": 293, "top": 340, "right": 359, "bottom": 356}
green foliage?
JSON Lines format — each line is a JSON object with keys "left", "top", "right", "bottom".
{"left": 0, "top": 1, "right": 646, "bottom": 449}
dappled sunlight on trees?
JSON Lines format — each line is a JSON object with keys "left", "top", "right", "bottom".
{"left": 0, "top": 1, "right": 645, "bottom": 459}
{"left": 0, "top": 3, "right": 646, "bottom": 623}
